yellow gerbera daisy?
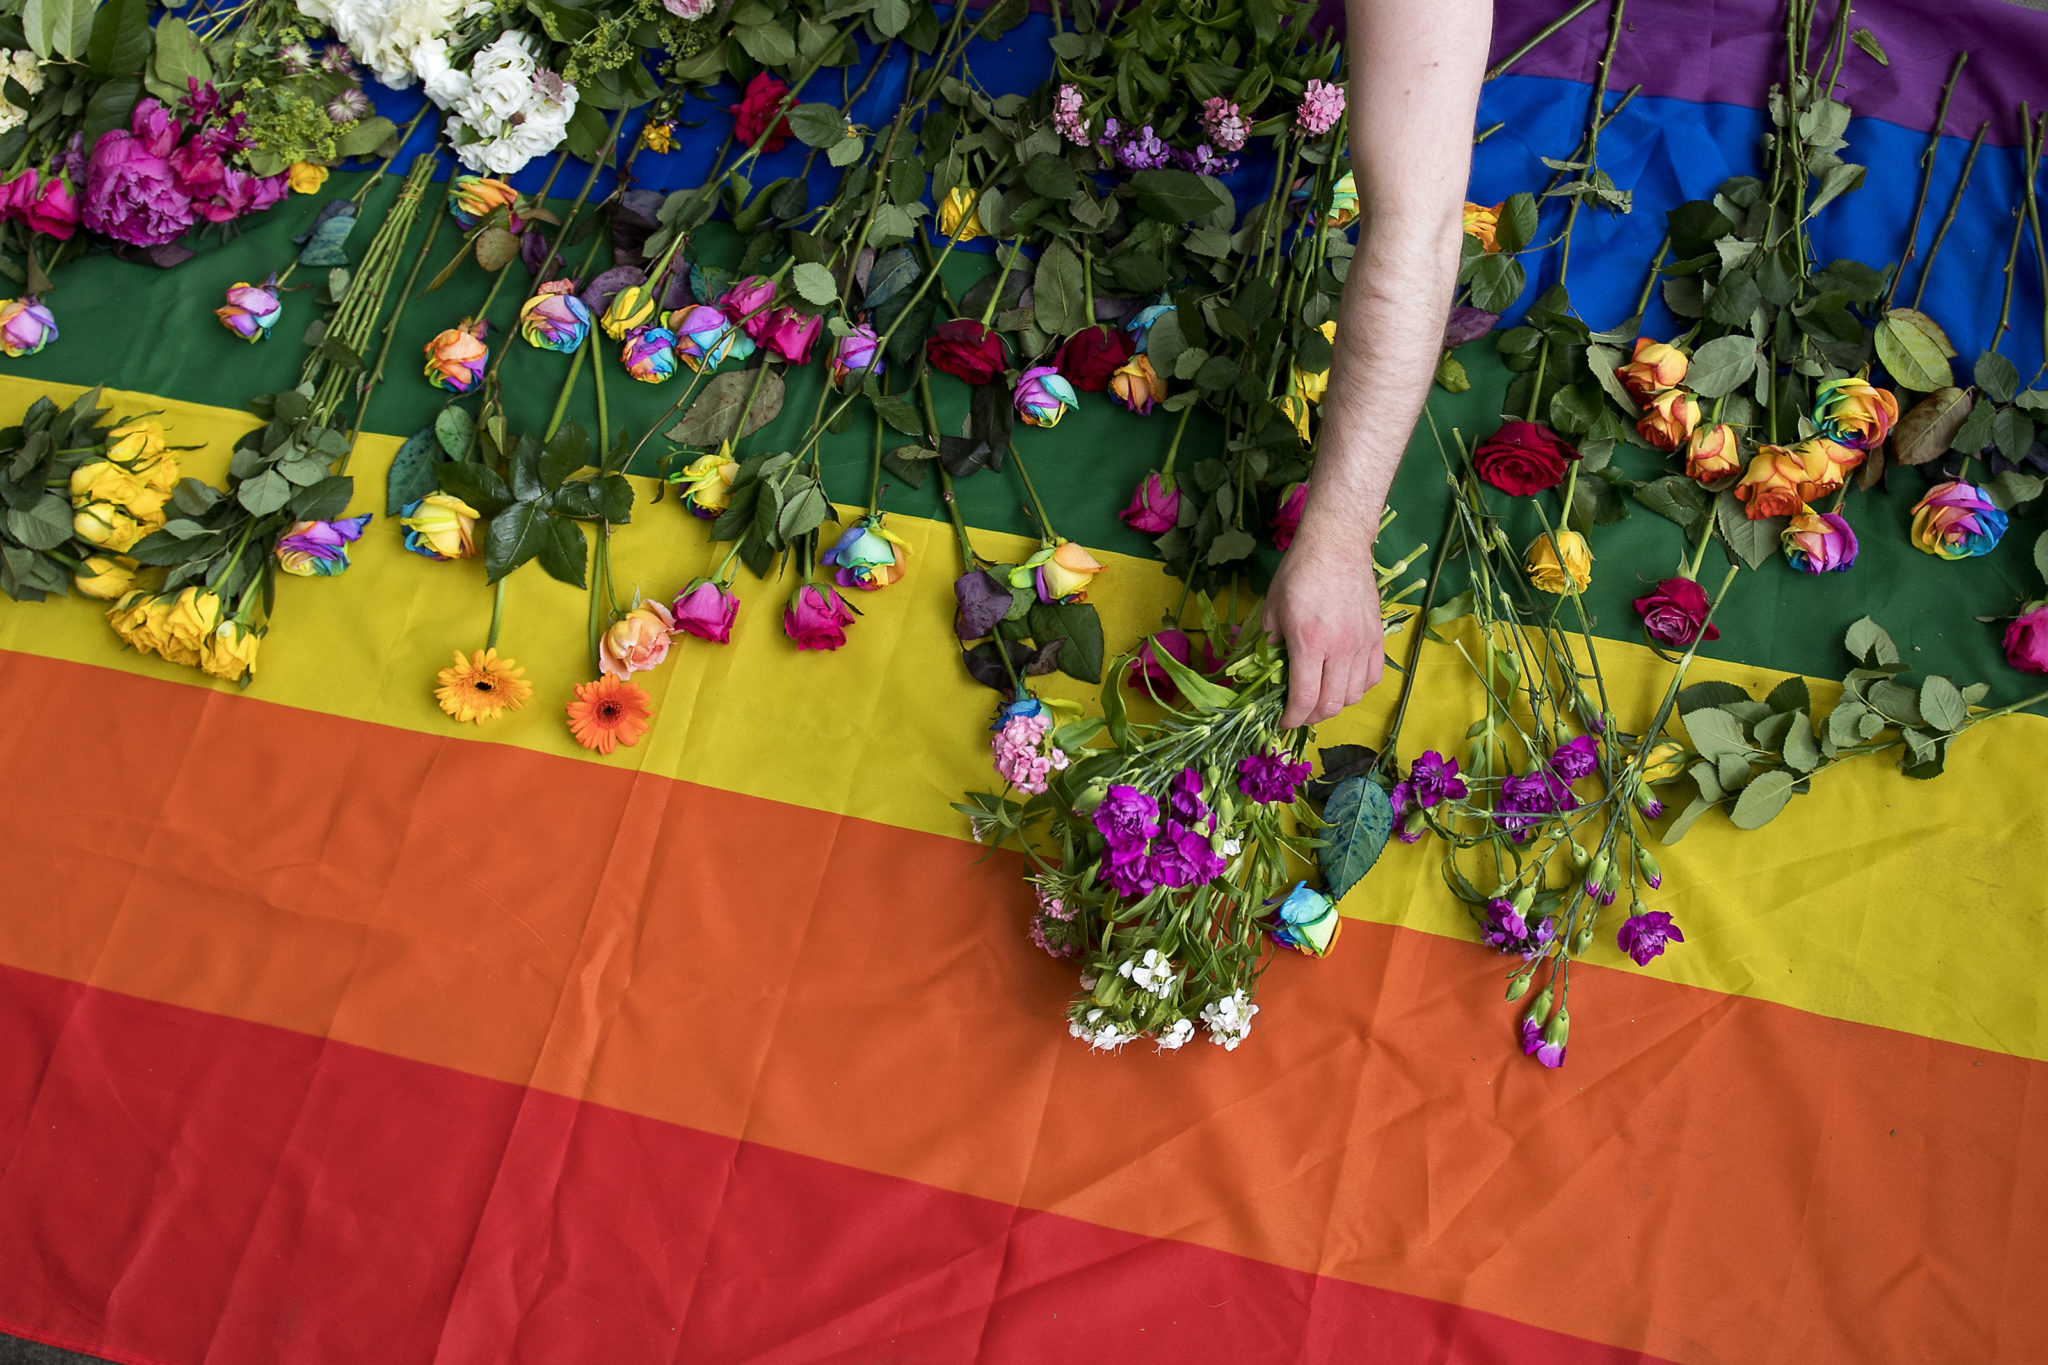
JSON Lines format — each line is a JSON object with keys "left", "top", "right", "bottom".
{"left": 434, "top": 647, "right": 533, "bottom": 724}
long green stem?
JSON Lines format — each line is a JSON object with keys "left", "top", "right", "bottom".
{"left": 1485, "top": 0, "right": 1604, "bottom": 81}
{"left": 1911, "top": 121, "right": 1988, "bottom": 310}
{"left": 1887, "top": 52, "right": 1968, "bottom": 310}
{"left": 1557, "top": 0, "right": 1628, "bottom": 290}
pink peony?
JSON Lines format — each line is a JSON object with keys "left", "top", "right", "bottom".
{"left": 82, "top": 131, "right": 194, "bottom": 246}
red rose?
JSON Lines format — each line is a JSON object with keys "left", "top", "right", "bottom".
{"left": 1473, "top": 421, "right": 1578, "bottom": 495}
{"left": 1632, "top": 577, "right": 1720, "bottom": 647}
{"left": 1055, "top": 325, "right": 1134, "bottom": 391}
{"left": 925, "top": 319, "right": 1007, "bottom": 385}
{"left": 730, "top": 73, "right": 793, "bottom": 154}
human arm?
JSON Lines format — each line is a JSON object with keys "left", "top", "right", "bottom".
{"left": 1263, "top": 0, "right": 1492, "bottom": 728}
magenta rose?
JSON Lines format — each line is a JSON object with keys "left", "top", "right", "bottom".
{"left": 2004, "top": 604, "right": 2048, "bottom": 675}
{"left": 672, "top": 578, "right": 740, "bottom": 643}
{"left": 1119, "top": 471, "right": 1181, "bottom": 534}
{"left": 719, "top": 275, "right": 779, "bottom": 336}
{"left": 26, "top": 172, "right": 79, "bottom": 239}
{"left": 1270, "top": 481, "right": 1308, "bottom": 550}
{"left": 783, "top": 583, "right": 856, "bottom": 650}
{"left": 758, "top": 306, "right": 821, "bottom": 365}
{"left": 1632, "top": 577, "right": 1720, "bottom": 647}
{"left": 82, "top": 131, "right": 194, "bottom": 246}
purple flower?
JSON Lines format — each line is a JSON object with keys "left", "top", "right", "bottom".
{"left": 1148, "top": 820, "right": 1226, "bottom": 890}
{"left": 1481, "top": 898, "right": 1556, "bottom": 960}
{"left": 275, "top": 514, "right": 371, "bottom": 577}
{"left": 1176, "top": 143, "right": 1238, "bottom": 176}
{"left": 1407, "top": 751, "right": 1467, "bottom": 807}
{"left": 1116, "top": 124, "right": 1171, "bottom": 171}
{"left": 1200, "top": 96, "right": 1247, "bottom": 152}
{"left": 1168, "top": 768, "right": 1208, "bottom": 823}
{"left": 1389, "top": 780, "right": 1423, "bottom": 843}
{"left": 82, "top": 131, "right": 194, "bottom": 247}
{"left": 1053, "top": 83, "right": 1090, "bottom": 147}
{"left": 1093, "top": 784, "right": 1161, "bottom": 850}
{"left": 1296, "top": 79, "right": 1346, "bottom": 138}
{"left": 1236, "top": 750, "right": 1313, "bottom": 804}
{"left": 1616, "top": 910, "right": 1685, "bottom": 967}
{"left": 1548, "top": 735, "right": 1600, "bottom": 782}
{"left": 1098, "top": 841, "right": 1157, "bottom": 898}
{"left": 1494, "top": 770, "right": 1569, "bottom": 842}
{"left": 130, "top": 99, "right": 183, "bottom": 158}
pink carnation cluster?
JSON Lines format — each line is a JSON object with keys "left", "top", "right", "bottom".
{"left": 1200, "top": 97, "right": 1247, "bottom": 152}
{"left": 1054, "top": 83, "right": 1089, "bottom": 146}
{"left": 1295, "top": 79, "right": 1346, "bottom": 137}
{"left": 80, "top": 89, "right": 288, "bottom": 248}
{"left": 992, "top": 710, "right": 1069, "bottom": 794}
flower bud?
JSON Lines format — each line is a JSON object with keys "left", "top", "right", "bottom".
{"left": 1525, "top": 985, "right": 1554, "bottom": 1024}
{"left": 1511, "top": 885, "right": 1535, "bottom": 916}
{"left": 1543, "top": 1006, "right": 1571, "bottom": 1048}
{"left": 1569, "top": 842, "right": 1590, "bottom": 871}
{"left": 1572, "top": 921, "right": 1596, "bottom": 954}
{"left": 1401, "top": 807, "right": 1428, "bottom": 836}
{"left": 1635, "top": 845, "right": 1663, "bottom": 890}
{"left": 1506, "top": 971, "right": 1533, "bottom": 1002}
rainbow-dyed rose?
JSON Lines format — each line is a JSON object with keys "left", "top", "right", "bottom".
{"left": 1126, "top": 302, "right": 1174, "bottom": 351}
{"left": 0, "top": 296, "right": 56, "bottom": 357}
{"left": 620, "top": 325, "right": 676, "bottom": 383}
{"left": 1813, "top": 376, "right": 1898, "bottom": 450}
{"left": 670, "top": 304, "right": 739, "bottom": 371}
{"left": 424, "top": 319, "right": 489, "bottom": 393}
{"left": 276, "top": 514, "right": 371, "bottom": 576}
{"left": 399, "top": 492, "right": 481, "bottom": 560}
{"left": 1269, "top": 882, "right": 1340, "bottom": 956}
{"left": 1011, "top": 539, "right": 1105, "bottom": 604}
{"left": 1462, "top": 201, "right": 1500, "bottom": 252}
{"left": 829, "top": 324, "right": 882, "bottom": 389}
{"left": 674, "top": 447, "right": 738, "bottom": 518}
{"left": 518, "top": 279, "right": 591, "bottom": 352}
{"left": 1324, "top": 170, "right": 1358, "bottom": 229}
{"left": 1110, "top": 353, "right": 1163, "bottom": 414}
{"left": 821, "top": 511, "right": 910, "bottom": 589}
{"left": 1910, "top": 480, "right": 2009, "bottom": 560}
{"left": 1781, "top": 511, "right": 1858, "bottom": 573}
{"left": 600, "top": 283, "right": 659, "bottom": 341}
{"left": 449, "top": 175, "right": 523, "bottom": 232}
{"left": 1014, "top": 366, "right": 1078, "bottom": 428}
{"left": 1616, "top": 338, "right": 1687, "bottom": 405}
{"left": 215, "top": 279, "right": 281, "bottom": 342}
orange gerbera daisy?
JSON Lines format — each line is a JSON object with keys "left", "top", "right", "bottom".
{"left": 566, "top": 674, "right": 652, "bottom": 754}
{"left": 435, "top": 647, "right": 533, "bottom": 724}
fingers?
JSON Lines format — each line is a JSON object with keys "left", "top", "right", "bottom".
{"left": 1312, "top": 652, "right": 1364, "bottom": 726}
{"left": 1281, "top": 650, "right": 1323, "bottom": 730}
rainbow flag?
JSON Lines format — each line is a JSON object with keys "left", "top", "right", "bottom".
{"left": 3, "top": 3, "right": 2046, "bottom": 1361}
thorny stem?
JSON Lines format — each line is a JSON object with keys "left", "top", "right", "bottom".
{"left": 1887, "top": 52, "right": 1969, "bottom": 311}
{"left": 1992, "top": 108, "right": 2038, "bottom": 356}
{"left": 1911, "top": 121, "right": 1988, "bottom": 310}
{"left": 1485, "top": 0, "right": 1605, "bottom": 81}
{"left": 1556, "top": 0, "right": 1627, "bottom": 291}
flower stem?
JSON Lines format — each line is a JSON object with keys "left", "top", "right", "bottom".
{"left": 1557, "top": 0, "right": 1628, "bottom": 291}
{"left": 1161, "top": 405, "right": 1194, "bottom": 477}
{"left": 1485, "top": 0, "right": 1604, "bottom": 81}
{"left": 978, "top": 237, "right": 1024, "bottom": 327}
{"left": 1888, "top": 52, "right": 1969, "bottom": 310}
{"left": 1911, "top": 120, "right": 1987, "bottom": 310}
{"left": 1374, "top": 496, "right": 1460, "bottom": 769}
{"left": 1684, "top": 509, "right": 1716, "bottom": 578}
{"left": 350, "top": 180, "right": 451, "bottom": 446}
{"left": 1009, "top": 443, "right": 1056, "bottom": 540}
{"left": 486, "top": 576, "right": 506, "bottom": 650}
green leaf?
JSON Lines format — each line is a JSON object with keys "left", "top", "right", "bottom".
{"left": 870, "top": 0, "right": 910, "bottom": 35}
{"left": 1027, "top": 599, "right": 1104, "bottom": 683}
{"left": 1875, "top": 309, "right": 1955, "bottom": 393}
{"left": 536, "top": 515, "right": 587, "bottom": 587}
{"left": 1782, "top": 714, "right": 1821, "bottom": 772}
{"left": 26, "top": 0, "right": 94, "bottom": 59}
{"left": 1151, "top": 641, "right": 1236, "bottom": 711}
{"left": 775, "top": 483, "right": 829, "bottom": 542}
{"left": 1658, "top": 795, "right": 1718, "bottom": 846}
{"left": 432, "top": 406, "right": 473, "bottom": 460}
{"left": 1851, "top": 27, "right": 1888, "bottom": 65}
{"left": 666, "top": 368, "right": 786, "bottom": 446}
{"left": 1892, "top": 387, "right": 1973, "bottom": 465}
{"left": 734, "top": 20, "right": 796, "bottom": 66}
{"left": 1975, "top": 351, "right": 2020, "bottom": 405}
{"left": 1204, "top": 527, "right": 1256, "bottom": 566}
{"left": 786, "top": 102, "right": 847, "bottom": 148}
{"left": 1686, "top": 334, "right": 1759, "bottom": 398}
{"left": 792, "top": 261, "right": 838, "bottom": 307}
{"left": 1683, "top": 708, "right": 1751, "bottom": 761}
{"left": 1716, "top": 490, "right": 1782, "bottom": 570}
{"left": 1984, "top": 469, "right": 2045, "bottom": 512}
{"left": 1845, "top": 616, "right": 1900, "bottom": 667}
{"left": 2034, "top": 529, "right": 2048, "bottom": 588}
{"left": 1031, "top": 240, "right": 1087, "bottom": 338}
{"left": 236, "top": 468, "right": 291, "bottom": 517}
{"left": 1730, "top": 770, "right": 1796, "bottom": 829}
{"left": 1991, "top": 408, "right": 2037, "bottom": 465}
{"left": 1023, "top": 154, "right": 1078, "bottom": 201}
{"left": 1634, "top": 475, "right": 1710, "bottom": 531}
{"left": 1493, "top": 192, "right": 1539, "bottom": 256}
{"left": 336, "top": 116, "right": 397, "bottom": 159}
{"left": 87, "top": 0, "right": 152, "bottom": 77}
{"left": 81, "top": 75, "right": 143, "bottom": 144}
{"left": 1465, "top": 252, "right": 1526, "bottom": 314}
{"left": 1920, "top": 675, "right": 1967, "bottom": 733}
{"left": 297, "top": 205, "right": 359, "bottom": 268}
{"left": 386, "top": 428, "right": 444, "bottom": 516}
{"left": 1129, "top": 168, "right": 1224, "bottom": 222}
{"left": 4, "top": 494, "right": 70, "bottom": 550}
{"left": 541, "top": 421, "right": 590, "bottom": 489}
{"left": 1765, "top": 676, "right": 1811, "bottom": 715}
{"left": 483, "top": 500, "right": 549, "bottom": 583}
{"left": 1318, "top": 776, "right": 1394, "bottom": 904}
{"left": 1804, "top": 161, "right": 1865, "bottom": 219}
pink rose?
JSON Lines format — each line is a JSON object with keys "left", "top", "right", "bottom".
{"left": 671, "top": 579, "right": 739, "bottom": 643}
{"left": 1119, "top": 471, "right": 1181, "bottom": 534}
{"left": 0, "top": 169, "right": 37, "bottom": 221}
{"left": 2005, "top": 604, "right": 2048, "bottom": 674}
{"left": 599, "top": 601, "right": 676, "bottom": 679}
{"left": 783, "top": 583, "right": 855, "bottom": 650}
{"left": 1270, "top": 481, "right": 1308, "bottom": 550}
{"left": 26, "top": 172, "right": 79, "bottom": 240}
{"left": 759, "top": 306, "right": 821, "bottom": 365}
{"left": 719, "top": 275, "right": 779, "bottom": 337}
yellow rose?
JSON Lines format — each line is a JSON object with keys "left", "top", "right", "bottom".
{"left": 939, "top": 185, "right": 984, "bottom": 241}
{"left": 1279, "top": 392, "right": 1311, "bottom": 443}
{"left": 107, "top": 590, "right": 175, "bottom": 657}
{"left": 1291, "top": 319, "right": 1338, "bottom": 407}
{"left": 106, "top": 418, "right": 166, "bottom": 465}
{"left": 400, "top": 492, "right": 481, "bottom": 560}
{"left": 73, "top": 500, "right": 148, "bottom": 552}
{"left": 1684, "top": 423, "right": 1742, "bottom": 483}
{"left": 70, "top": 460, "right": 145, "bottom": 508}
{"left": 1642, "top": 740, "right": 1688, "bottom": 784}
{"left": 1615, "top": 338, "right": 1689, "bottom": 405}
{"left": 73, "top": 555, "right": 142, "bottom": 600}
{"left": 1524, "top": 529, "right": 1593, "bottom": 594}
{"left": 1635, "top": 387, "right": 1700, "bottom": 453}
{"left": 288, "top": 161, "right": 330, "bottom": 194}
{"left": 200, "top": 621, "right": 262, "bottom": 683}
{"left": 600, "top": 284, "right": 659, "bottom": 341}
{"left": 160, "top": 587, "right": 225, "bottom": 666}
{"left": 1463, "top": 201, "right": 1501, "bottom": 252}
{"left": 1040, "top": 539, "right": 1106, "bottom": 602}
{"left": 676, "top": 447, "right": 740, "bottom": 518}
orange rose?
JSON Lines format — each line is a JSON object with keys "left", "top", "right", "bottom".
{"left": 1684, "top": 423, "right": 1742, "bottom": 483}
{"left": 1462, "top": 201, "right": 1501, "bottom": 252}
{"left": 1635, "top": 388, "right": 1700, "bottom": 452}
{"left": 1733, "top": 438, "right": 1861, "bottom": 520}
{"left": 1616, "top": 338, "right": 1688, "bottom": 405}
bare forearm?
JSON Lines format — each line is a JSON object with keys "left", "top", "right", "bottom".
{"left": 1295, "top": 0, "right": 1492, "bottom": 563}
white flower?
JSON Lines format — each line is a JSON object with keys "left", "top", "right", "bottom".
{"left": 1200, "top": 990, "right": 1258, "bottom": 1051}
{"left": 1156, "top": 1018, "right": 1195, "bottom": 1051}
{"left": 0, "top": 50, "right": 44, "bottom": 136}
{"left": 662, "top": 0, "right": 712, "bottom": 17}
{"left": 1117, "top": 948, "right": 1176, "bottom": 997}
{"left": 409, "top": 36, "right": 470, "bottom": 107}
{"left": 1069, "top": 1007, "right": 1133, "bottom": 1052}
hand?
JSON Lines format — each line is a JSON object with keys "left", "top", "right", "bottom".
{"left": 1262, "top": 525, "right": 1385, "bottom": 729}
